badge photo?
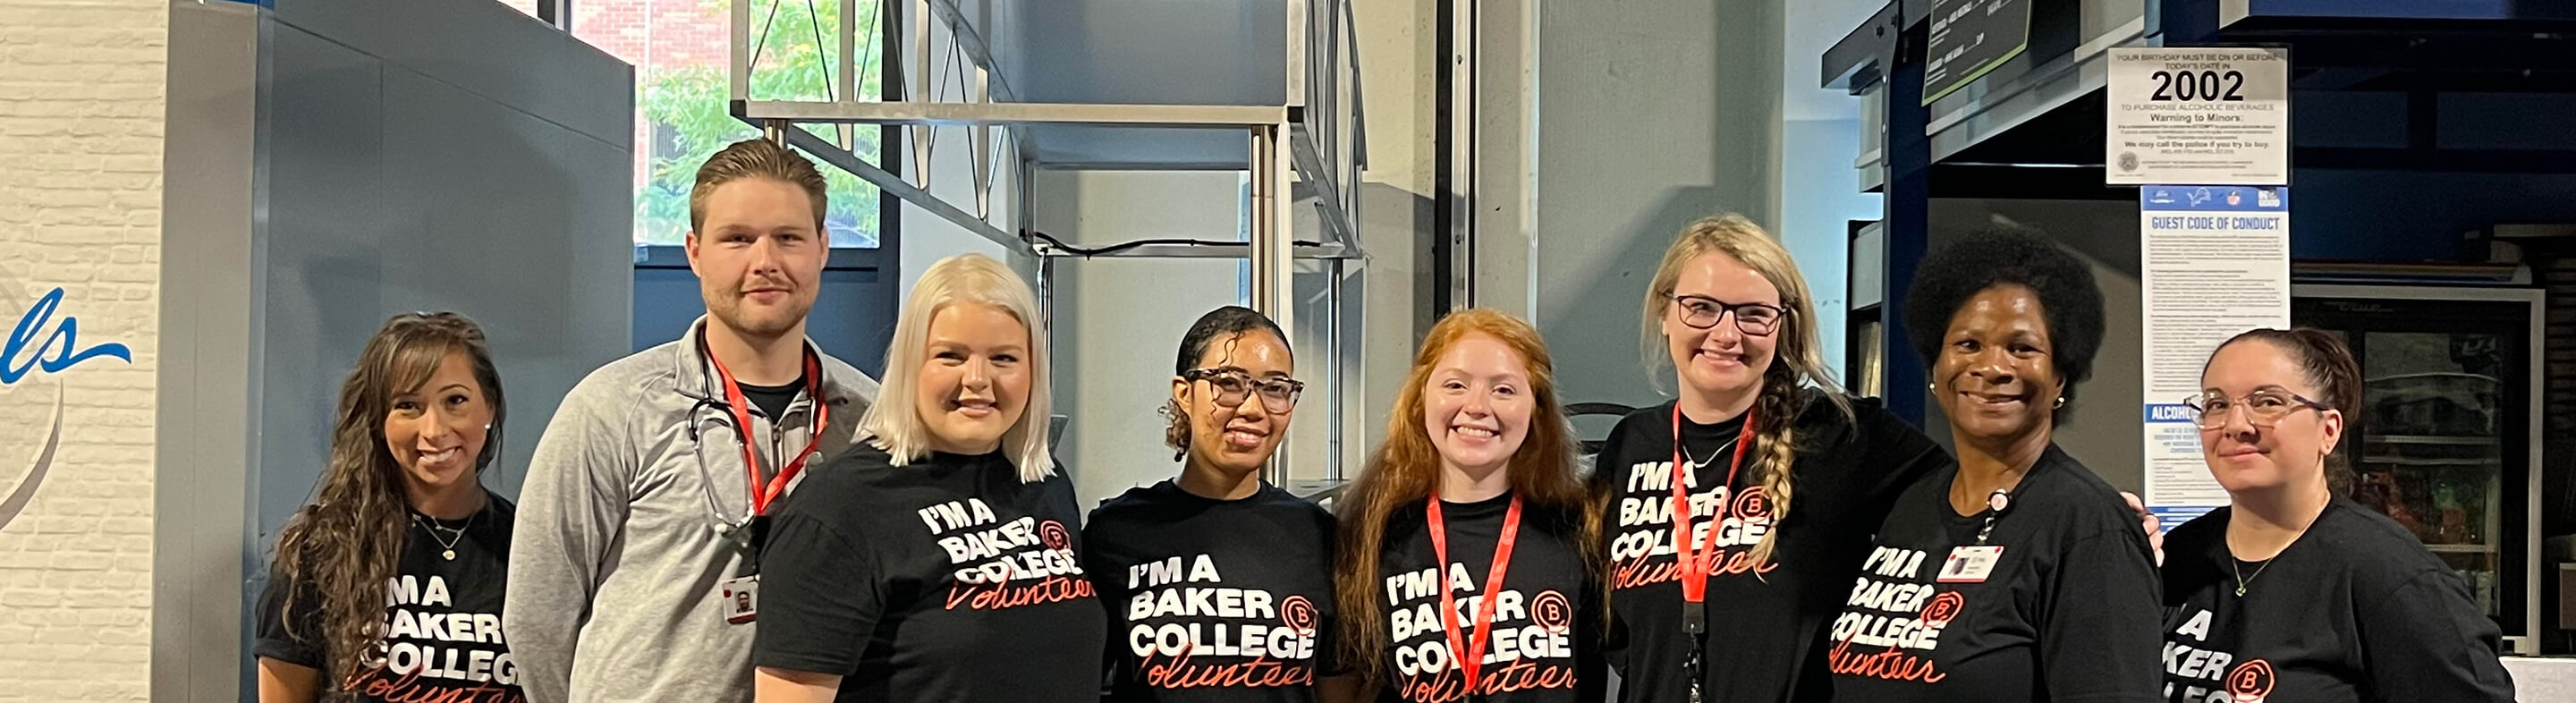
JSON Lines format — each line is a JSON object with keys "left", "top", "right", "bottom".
{"left": 723, "top": 575, "right": 760, "bottom": 624}
{"left": 1937, "top": 546, "right": 2003, "bottom": 583}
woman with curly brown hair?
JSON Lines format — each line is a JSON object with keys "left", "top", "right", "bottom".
{"left": 1084, "top": 305, "right": 1362, "bottom": 703}
{"left": 255, "top": 311, "right": 521, "bottom": 702}
{"left": 1336, "top": 308, "right": 1608, "bottom": 703}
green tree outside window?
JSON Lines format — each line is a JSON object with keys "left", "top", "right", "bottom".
{"left": 637, "top": 0, "right": 886, "bottom": 247}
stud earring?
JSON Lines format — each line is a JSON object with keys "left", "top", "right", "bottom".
{"left": 2054, "top": 396, "right": 2067, "bottom": 409}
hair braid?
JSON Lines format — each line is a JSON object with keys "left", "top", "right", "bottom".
{"left": 1743, "top": 378, "right": 1806, "bottom": 569}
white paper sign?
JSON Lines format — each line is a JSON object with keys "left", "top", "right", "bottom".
{"left": 2106, "top": 48, "right": 2291, "bottom": 185}
{"left": 2140, "top": 185, "right": 2291, "bottom": 529}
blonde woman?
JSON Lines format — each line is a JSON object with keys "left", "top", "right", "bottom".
{"left": 1590, "top": 215, "right": 1947, "bottom": 703}
{"left": 751, "top": 253, "right": 1105, "bottom": 702}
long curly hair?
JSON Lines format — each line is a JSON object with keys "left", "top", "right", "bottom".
{"left": 270, "top": 312, "right": 505, "bottom": 687}
{"left": 1640, "top": 214, "right": 1851, "bottom": 568}
{"left": 1333, "top": 309, "right": 1606, "bottom": 685}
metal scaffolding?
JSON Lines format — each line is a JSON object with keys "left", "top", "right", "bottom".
{"left": 731, "top": 0, "right": 1369, "bottom": 486}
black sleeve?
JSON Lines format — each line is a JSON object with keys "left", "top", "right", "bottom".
{"left": 2038, "top": 528, "right": 2165, "bottom": 702}
{"left": 1572, "top": 579, "right": 1610, "bottom": 703}
{"left": 1081, "top": 521, "right": 1129, "bottom": 698}
{"left": 1314, "top": 511, "right": 1352, "bottom": 678}
{"left": 251, "top": 555, "right": 326, "bottom": 669}
{"left": 2357, "top": 569, "right": 2518, "bottom": 702}
{"left": 1851, "top": 398, "right": 1948, "bottom": 509}
{"left": 750, "top": 512, "right": 885, "bottom": 676}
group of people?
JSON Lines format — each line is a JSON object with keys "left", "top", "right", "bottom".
{"left": 250, "top": 138, "right": 2519, "bottom": 703}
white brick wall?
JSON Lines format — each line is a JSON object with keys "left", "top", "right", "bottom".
{"left": 0, "top": 0, "right": 167, "bottom": 700}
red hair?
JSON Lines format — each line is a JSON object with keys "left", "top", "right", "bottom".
{"left": 1332, "top": 309, "right": 1606, "bottom": 685}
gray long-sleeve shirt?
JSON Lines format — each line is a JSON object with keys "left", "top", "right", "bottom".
{"left": 504, "top": 319, "right": 878, "bottom": 703}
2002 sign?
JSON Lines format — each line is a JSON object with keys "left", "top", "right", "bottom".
{"left": 2148, "top": 70, "right": 2248, "bottom": 102}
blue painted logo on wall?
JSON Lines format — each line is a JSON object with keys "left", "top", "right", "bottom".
{"left": 1, "top": 287, "right": 133, "bottom": 531}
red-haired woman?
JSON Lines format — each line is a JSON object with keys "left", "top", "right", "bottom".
{"left": 1335, "top": 309, "right": 1607, "bottom": 703}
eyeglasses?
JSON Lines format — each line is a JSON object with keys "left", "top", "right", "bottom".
{"left": 1670, "top": 294, "right": 1786, "bottom": 335}
{"left": 2183, "top": 389, "right": 2331, "bottom": 430}
{"left": 1182, "top": 368, "right": 1304, "bottom": 413}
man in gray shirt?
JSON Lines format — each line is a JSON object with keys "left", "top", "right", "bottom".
{"left": 506, "top": 139, "right": 880, "bottom": 703}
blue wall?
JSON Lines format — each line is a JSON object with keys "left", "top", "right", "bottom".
{"left": 2285, "top": 89, "right": 2576, "bottom": 261}
{"left": 631, "top": 247, "right": 896, "bottom": 377}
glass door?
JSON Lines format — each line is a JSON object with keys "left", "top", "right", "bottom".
{"left": 2294, "top": 287, "right": 2538, "bottom": 644}
{"left": 2350, "top": 330, "right": 2510, "bottom": 614}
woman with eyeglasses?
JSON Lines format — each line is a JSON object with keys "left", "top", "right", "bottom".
{"left": 1590, "top": 215, "right": 1948, "bottom": 703}
{"left": 1083, "top": 305, "right": 1363, "bottom": 703}
{"left": 1338, "top": 308, "right": 1607, "bottom": 703}
{"left": 2159, "top": 328, "right": 2513, "bottom": 703}
{"left": 1824, "top": 228, "right": 2160, "bottom": 703}
{"left": 751, "top": 253, "right": 1106, "bottom": 702}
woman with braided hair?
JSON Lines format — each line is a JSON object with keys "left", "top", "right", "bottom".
{"left": 1589, "top": 215, "right": 1946, "bottom": 703}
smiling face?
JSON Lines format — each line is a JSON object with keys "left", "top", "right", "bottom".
{"left": 383, "top": 351, "right": 494, "bottom": 502}
{"left": 1175, "top": 331, "right": 1296, "bottom": 479}
{"left": 1932, "top": 284, "right": 2062, "bottom": 448}
{"left": 911, "top": 302, "right": 1032, "bottom": 455}
{"left": 1420, "top": 333, "right": 1536, "bottom": 479}
{"left": 2198, "top": 339, "right": 2343, "bottom": 495}
{"left": 1663, "top": 250, "right": 1784, "bottom": 405}
{"left": 688, "top": 177, "right": 827, "bottom": 342}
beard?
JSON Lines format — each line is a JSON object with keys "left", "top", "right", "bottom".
{"left": 705, "top": 287, "right": 810, "bottom": 339}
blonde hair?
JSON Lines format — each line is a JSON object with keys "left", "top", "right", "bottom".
{"left": 1639, "top": 214, "right": 1849, "bottom": 567}
{"left": 859, "top": 253, "right": 1055, "bottom": 481}
{"left": 689, "top": 138, "right": 829, "bottom": 233}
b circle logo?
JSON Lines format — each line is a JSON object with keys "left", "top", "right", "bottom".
{"left": 1919, "top": 591, "right": 1965, "bottom": 626}
{"left": 1531, "top": 589, "right": 1573, "bottom": 635}
{"left": 1038, "top": 520, "right": 1072, "bottom": 551}
{"left": 1732, "top": 486, "right": 1772, "bottom": 521}
{"left": 2225, "top": 659, "right": 2275, "bottom": 702}
{"left": 1279, "top": 595, "right": 1318, "bottom": 636}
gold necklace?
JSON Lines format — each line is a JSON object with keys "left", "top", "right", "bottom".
{"left": 2230, "top": 557, "right": 2273, "bottom": 597}
{"left": 412, "top": 513, "right": 467, "bottom": 561}
{"left": 2228, "top": 521, "right": 2313, "bottom": 596}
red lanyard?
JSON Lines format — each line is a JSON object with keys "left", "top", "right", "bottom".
{"left": 1672, "top": 406, "right": 1757, "bottom": 631}
{"left": 1426, "top": 492, "right": 1524, "bottom": 694}
{"left": 707, "top": 344, "right": 829, "bottom": 517}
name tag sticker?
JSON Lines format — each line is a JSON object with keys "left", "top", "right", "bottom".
{"left": 1938, "top": 546, "right": 2004, "bottom": 583}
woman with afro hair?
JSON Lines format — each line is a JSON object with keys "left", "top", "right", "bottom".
{"left": 1820, "top": 226, "right": 2163, "bottom": 703}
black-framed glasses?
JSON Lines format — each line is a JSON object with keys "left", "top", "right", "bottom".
{"left": 2183, "top": 389, "right": 2331, "bottom": 429}
{"left": 1182, "top": 368, "right": 1304, "bottom": 413}
{"left": 1670, "top": 294, "right": 1786, "bottom": 335}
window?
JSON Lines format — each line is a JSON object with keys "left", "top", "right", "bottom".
{"left": 570, "top": 0, "right": 887, "bottom": 248}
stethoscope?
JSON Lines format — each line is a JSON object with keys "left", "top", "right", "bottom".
{"left": 680, "top": 335, "right": 827, "bottom": 548}
{"left": 683, "top": 394, "right": 760, "bottom": 544}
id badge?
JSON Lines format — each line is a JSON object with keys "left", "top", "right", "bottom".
{"left": 1936, "top": 546, "right": 2004, "bottom": 583}
{"left": 722, "top": 575, "right": 760, "bottom": 624}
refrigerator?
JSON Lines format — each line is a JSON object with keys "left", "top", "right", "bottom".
{"left": 2292, "top": 284, "right": 2545, "bottom": 655}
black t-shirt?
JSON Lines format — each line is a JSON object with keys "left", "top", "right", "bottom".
{"left": 739, "top": 375, "right": 806, "bottom": 422}
{"left": 1371, "top": 492, "right": 1606, "bottom": 703}
{"left": 255, "top": 492, "right": 524, "bottom": 702}
{"left": 754, "top": 443, "right": 1109, "bottom": 702}
{"left": 1085, "top": 479, "right": 1344, "bottom": 702}
{"left": 1589, "top": 392, "right": 1945, "bottom": 703}
{"left": 1826, "top": 445, "right": 2162, "bottom": 703}
{"left": 2158, "top": 498, "right": 2515, "bottom": 703}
